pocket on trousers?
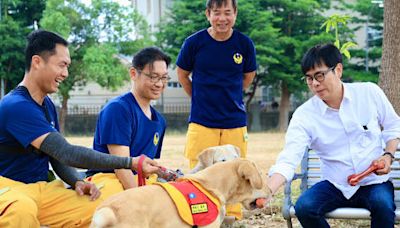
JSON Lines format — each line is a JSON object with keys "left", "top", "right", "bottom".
{"left": 0, "top": 199, "right": 17, "bottom": 217}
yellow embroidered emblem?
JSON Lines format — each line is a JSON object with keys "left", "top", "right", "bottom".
{"left": 243, "top": 132, "right": 249, "bottom": 142}
{"left": 153, "top": 132, "right": 159, "bottom": 145}
{"left": 191, "top": 203, "right": 208, "bottom": 214}
{"left": 233, "top": 53, "right": 243, "bottom": 64}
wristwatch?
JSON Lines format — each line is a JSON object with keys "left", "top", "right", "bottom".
{"left": 383, "top": 151, "right": 395, "bottom": 164}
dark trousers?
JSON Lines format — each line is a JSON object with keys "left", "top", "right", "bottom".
{"left": 295, "top": 180, "right": 395, "bottom": 228}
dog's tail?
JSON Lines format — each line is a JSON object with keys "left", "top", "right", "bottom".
{"left": 90, "top": 207, "right": 117, "bottom": 228}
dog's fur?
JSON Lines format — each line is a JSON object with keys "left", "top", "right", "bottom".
{"left": 90, "top": 159, "right": 270, "bottom": 228}
{"left": 190, "top": 144, "right": 241, "bottom": 173}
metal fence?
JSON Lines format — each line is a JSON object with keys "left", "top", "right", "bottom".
{"left": 63, "top": 102, "right": 288, "bottom": 115}
{"left": 60, "top": 103, "right": 294, "bottom": 135}
{"left": 65, "top": 105, "right": 102, "bottom": 115}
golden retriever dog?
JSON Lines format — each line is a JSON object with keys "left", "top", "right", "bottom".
{"left": 189, "top": 144, "right": 241, "bottom": 174}
{"left": 90, "top": 159, "right": 270, "bottom": 228}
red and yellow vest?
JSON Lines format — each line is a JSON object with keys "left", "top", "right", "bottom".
{"left": 155, "top": 179, "right": 220, "bottom": 226}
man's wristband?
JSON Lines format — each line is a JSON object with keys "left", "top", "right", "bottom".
{"left": 383, "top": 151, "right": 395, "bottom": 163}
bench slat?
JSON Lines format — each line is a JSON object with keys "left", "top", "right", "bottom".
{"left": 289, "top": 206, "right": 400, "bottom": 220}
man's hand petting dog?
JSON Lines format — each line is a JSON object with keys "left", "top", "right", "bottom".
{"left": 75, "top": 181, "right": 101, "bottom": 201}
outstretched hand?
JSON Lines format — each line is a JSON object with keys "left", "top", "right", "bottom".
{"left": 75, "top": 181, "right": 101, "bottom": 201}
{"left": 132, "top": 155, "right": 160, "bottom": 177}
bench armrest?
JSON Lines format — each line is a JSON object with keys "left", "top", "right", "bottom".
{"left": 282, "top": 173, "right": 302, "bottom": 219}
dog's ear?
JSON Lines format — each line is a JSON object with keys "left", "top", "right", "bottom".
{"left": 238, "top": 160, "right": 263, "bottom": 189}
{"left": 197, "top": 148, "right": 215, "bottom": 167}
{"left": 232, "top": 145, "right": 241, "bottom": 158}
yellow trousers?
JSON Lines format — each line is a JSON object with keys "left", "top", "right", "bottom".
{"left": 0, "top": 173, "right": 158, "bottom": 227}
{"left": 86, "top": 173, "right": 158, "bottom": 200}
{"left": 184, "top": 123, "right": 248, "bottom": 220}
{"left": 0, "top": 176, "right": 99, "bottom": 228}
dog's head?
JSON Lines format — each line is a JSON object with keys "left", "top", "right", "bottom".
{"left": 190, "top": 144, "right": 240, "bottom": 173}
{"left": 190, "top": 159, "right": 271, "bottom": 210}
{"left": 235, "top": 159, "right": 271, "bottom": 210}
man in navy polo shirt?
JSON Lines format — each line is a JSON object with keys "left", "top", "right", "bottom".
{"left": 86, "top": 47, "right": 170, "bottom": 197}
{"left": 176, "top": 0, "right": 257, "bottom": 221}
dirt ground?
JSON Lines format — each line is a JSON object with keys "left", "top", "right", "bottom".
{"left": 66, "top": 132, "right": 397, "bottom": 228}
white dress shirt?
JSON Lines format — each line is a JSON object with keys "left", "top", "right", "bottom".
{"left": 269, "top": 82, "right": 400, "bottom": 199}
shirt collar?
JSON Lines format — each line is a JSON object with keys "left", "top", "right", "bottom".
{"left": 342, "top": 83, "right": 352, "bottom": 101}
{"left": 314, "top": 83, "right": 350, "bottom": 115}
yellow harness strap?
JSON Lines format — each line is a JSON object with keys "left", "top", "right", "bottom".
{"left": 155, "top": 179, "right": 220, "bottom": 226}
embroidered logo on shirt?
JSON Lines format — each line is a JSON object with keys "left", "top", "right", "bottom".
{"left": 233, "top": 53, "right": 243, "bottom": 64}
{"left": 153, "top": 132, "right": 160, "bottom": 146}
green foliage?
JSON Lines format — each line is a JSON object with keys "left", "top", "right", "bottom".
{"left": 0, "top": 17, "right": 26, "bottom": 86}
{"left": 40, "top": 0, "right": 152, "bottom": 101}
{"left": 321, "top": 14, "right": 357, "bottom": 59}
{"left": 156, "top": 1, "right": 208, "bottom": 63}
{"left": 83, "top": 44, "right": 127, "bottom": 90}
{"left": 0, "top": 0, "right": 46, "bottom": 94}
{"left": 259, "top": 0, "right": 335, "bottom": 93}
{"left": 344, "top": 0, "right": 383, "bottom": 83}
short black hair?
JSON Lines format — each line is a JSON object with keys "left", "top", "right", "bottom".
{"left": 301, "top": 43, "right": 342, "bottom": 75}
{"left": 131, "top": 47, "right": 171, "bottom": 72}
{"left": 206, "top": 0, "right": 237, "bottom": 12}
{"left": 25, "top": 29, "right": 68, "bottom": 71}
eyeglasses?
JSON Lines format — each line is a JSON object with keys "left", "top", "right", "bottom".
{"left": 138, "top": 71, "right": 171, "bottom": 84}
{"left": 302, "top": 66, "right": 336, "bottom": 85}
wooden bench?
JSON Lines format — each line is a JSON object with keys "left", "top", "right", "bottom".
{"left": 282, "top": 147, "right": 400, "bottom": 228}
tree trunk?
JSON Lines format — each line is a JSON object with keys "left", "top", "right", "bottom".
{"left": 278, "top": 81, "right": 291, "bottom": 132}
{"left": 379, "top": 0, "right": 400, "bottom": 114}
{"left": 59, "top": 96, "right": 68, "bottom": 134}
{"left": 0, "top": 78, "right": 5, "bottom": 99}
{"left": 245, "top": 74, "right": 261, "bottom": 112}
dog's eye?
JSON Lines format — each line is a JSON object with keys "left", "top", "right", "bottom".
{"left": 221, "top": 159, "right": 226, "bottom": 162}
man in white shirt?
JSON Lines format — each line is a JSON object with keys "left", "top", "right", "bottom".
{"left": 267, "top": 43, "right": 400, "bottom": 227}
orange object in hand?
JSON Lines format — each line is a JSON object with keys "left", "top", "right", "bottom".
{"left": 256, "top": 198, "right": 266, "bottom": 208}
{"left": 347, "top": 160, "right": 385, "bottom": 186}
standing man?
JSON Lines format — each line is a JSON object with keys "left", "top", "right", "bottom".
{"left": 0, "top": 30, "right": 159, "bottom": 227}
{"left": 268, "top": 43, "right": 400, "bottom": 227}
{"left": 86, "top": 47, "right": 170, "bottom": 196}
{"left": 176, "top": 0, "right": 257, "bottom": 221}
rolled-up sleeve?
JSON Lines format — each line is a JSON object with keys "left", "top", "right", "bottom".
{"left": 268, "top": 113, "right": 311, "bottom": 181}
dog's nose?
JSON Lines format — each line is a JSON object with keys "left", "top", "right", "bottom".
{"left": 222, "top": 159, "right": 226, "bottom": 162}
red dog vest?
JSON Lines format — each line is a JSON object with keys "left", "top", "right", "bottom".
{"left": 155, "top": 179, "right": 220, "bottom": 226}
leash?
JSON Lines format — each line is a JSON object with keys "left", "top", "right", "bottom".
{"left": 137, "top": 154, "right": 147, "bottom": 186}
{"left": 137, "top": 154, "right": 184, "bottom": 186}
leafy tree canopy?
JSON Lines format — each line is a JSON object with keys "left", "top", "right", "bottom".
{"left": 40, "top": 0, "right": 152, "bottom": 132}
{"left": 40, "top": 0, "right": 152, "bottom": 99}
{"left": 0, "top": 0, "right": 46, "bottom": 94}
